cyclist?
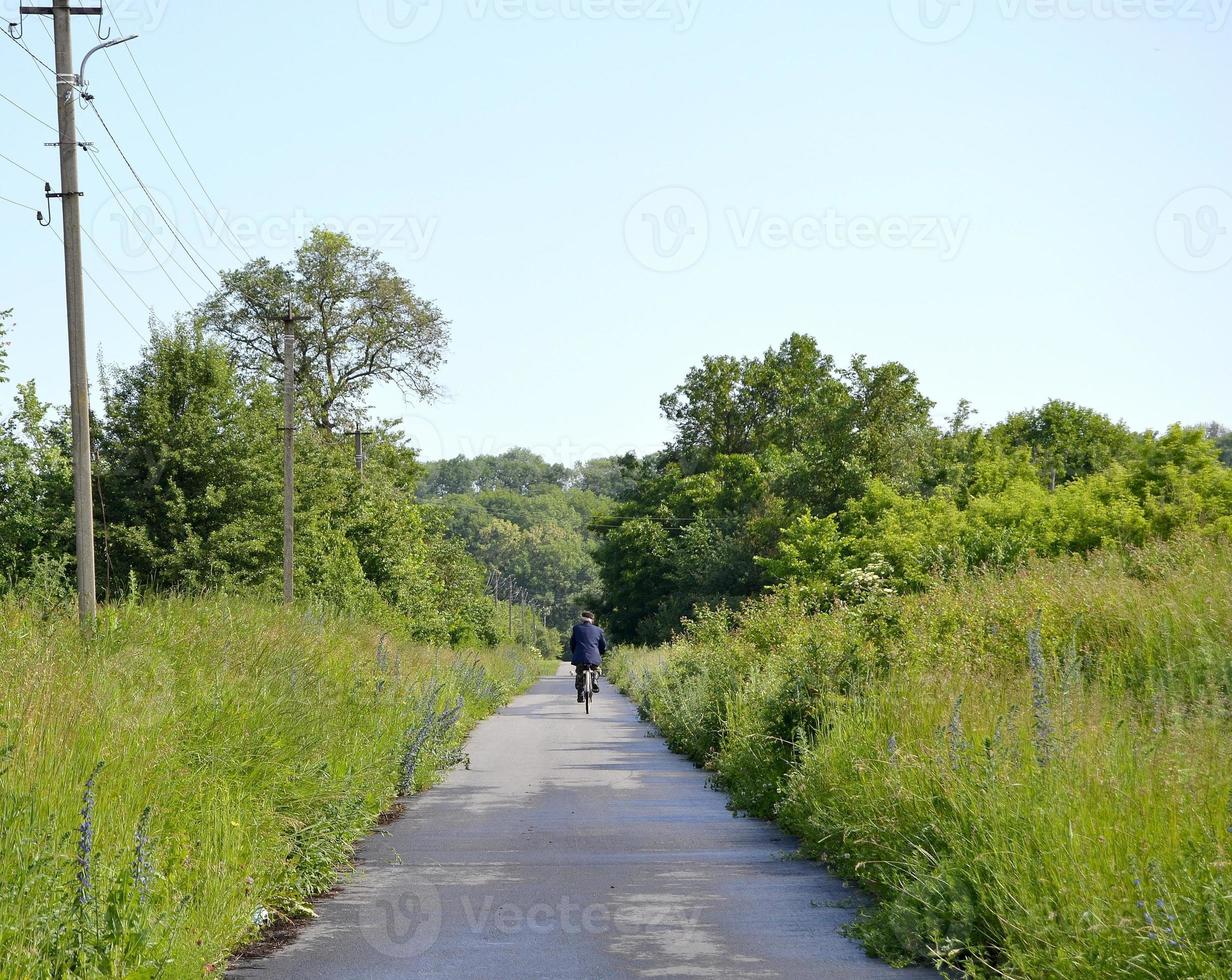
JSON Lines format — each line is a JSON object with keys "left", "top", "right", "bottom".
{"left": 570, "top": 611, "right": 607, "bottom": 703}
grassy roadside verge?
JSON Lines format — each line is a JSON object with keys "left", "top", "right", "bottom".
{"left": 609, "top": 535, "right": 1232, "bottom": 978}
{"left": 0, "top": 597, "right": 541, "bottom": 977}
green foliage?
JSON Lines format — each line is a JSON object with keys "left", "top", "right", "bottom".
{"left": 419, "top": 448, "right": 570, "bottom": 497}
{"left": 993, "top": 399, "right": 1136, "bottom": 486}
{"left": 596, "top": 333, "right": 1232, "bottom": 643}
{"left": 1, "top": 321, "right": 498, "bottom": 644}
{"left": 609, "top": 534, "right": 1232, "bottom": 977}
{"left": 200, "top": 227, "right": 449, "bottom": 432}
{"left": 0, "top": 597, "right": 539, "bottom": 976}
{"left": 1207, "top": 423, "right": 1232, "bottom": 466}
{"left": 0, "top": 380, "right": 75, "bottom": 586}
{"left": 97, "top": 321, "right": 281, "bottom": 592}
{"left": 423, "top": 452, "right": 618, "bottom": 629}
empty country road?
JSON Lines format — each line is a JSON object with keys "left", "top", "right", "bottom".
{"left": 229, "top": 665, "right": 933, "bottom": 979}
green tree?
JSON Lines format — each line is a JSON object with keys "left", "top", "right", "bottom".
{"left": 1205, "top": 423, "right": 1232, "bottom": 467}
{"left": 200, "top": 227, "right": 449, "bottom": 432}
{"left": 98, "top": 322, "right": 282, "bottom": 592}
{"left": 994, "top": 400, "right": 1135, "bottom": 488}
{"left": 0, "top": 381, "right": 75, "bottom": 587}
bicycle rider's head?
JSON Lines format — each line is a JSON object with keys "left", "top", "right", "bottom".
{"left": 581, "top": 611, "right": 596, "bottom": 624}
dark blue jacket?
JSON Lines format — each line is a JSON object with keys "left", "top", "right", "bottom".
{"left": 569, "top": 622, "right": 607, "bottom": 666}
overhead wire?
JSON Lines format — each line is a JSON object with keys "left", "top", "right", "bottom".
{"left": 6, "top": 21, "right": 163, "bottom": 335}
{"left": 86, "top": 100, "right": 221, "bottom": 291}
{"left": 0, "top": 149, "right": 47, "bottom": 182}
{"left": 50, "top": 224, "right": 147, "bottom": 341}
{"left": 0, "top": 192, "right": 40, "bottom": 212}
{"left": 30, "top": 8, "right": 219, "bottom": 299}
{"left": 97, "top": 44, "right": 248, "bottom": 265}
{"left": 10, "top": 12, "right": 280, "bottom": 330}
{"left": 2, "top": 25, "right": 56, "bottom": 76}
{"left": 83, "top": 146, "right": 211, "bottom": 301}
{"left": 0, "top": 89, "right": 58, "bottom": 132}
{"left": 80, "top": 223, "right": 162, "bottom": 327}
{"left": 117, "top": 43, "right": 254, "bottom": 262}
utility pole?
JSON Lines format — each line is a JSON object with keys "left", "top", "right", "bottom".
{"left": 281, "top": 299, "right": 299, "bottom": 604}
{"left": 507, "top": 581, "right": 514, "bottom": 639}
{"left": 23, "top": 0, "right": 106, "bottom": 625}
{"left": 349, "top": 427, "right": 372, "bottom": 479}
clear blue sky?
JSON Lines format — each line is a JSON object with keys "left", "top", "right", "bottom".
{"left": 2, "top": 0, "right": 1229, "bottom": 464}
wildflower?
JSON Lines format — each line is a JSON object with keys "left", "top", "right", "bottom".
{"left": 253, "top": 907, "right": 270, "bottom": 928}
{"left": 1028, "top": 628, "right": 1053, "bottom": 767}
{"left": 947, "top": 696, "right": 966, "bottom": 769}
{"left": 398, "top": 711, "right": 437, "bottom": 796}
{"left": 76, "top": 761, "right": 105, "bottom": 909}
{"left": 132, "top": 805, "right": 153, "bottom": 903}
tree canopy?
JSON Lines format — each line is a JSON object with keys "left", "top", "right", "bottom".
{"left": 199, "top": 228, "right": 449, "bottom": 432}
{"left": 592, "top": 333, "right": 1232, "bottom": 643}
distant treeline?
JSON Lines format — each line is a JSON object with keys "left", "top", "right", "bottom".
{"left": 416, "top": 450, "right": 630, "bottom": 628}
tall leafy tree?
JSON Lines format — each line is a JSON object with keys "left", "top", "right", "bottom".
{"left": 200, "top": 227, "right": 449, "bottom": 432}
{"left": 97, "top": 322, "right": 281, "bottom": 591}
{"left": 994, "top": 400, "right": 1136, "bottom": 487}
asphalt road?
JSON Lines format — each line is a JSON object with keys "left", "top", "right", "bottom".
{"left": 230, "top": 665, "right": 933, "bottom": 979}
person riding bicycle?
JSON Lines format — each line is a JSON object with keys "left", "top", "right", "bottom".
{"left": 570, "top": 612, "right": 607, "bottom": 703}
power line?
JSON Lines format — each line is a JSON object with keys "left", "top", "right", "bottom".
{"left": 2, "top": 24, "right": 56, "bottom": 75}
{"left": 51, "top": 224, "right": 146, "bottom": 342}
{"left": 0, "top": 149, "right": 47, "bottom": 182}
{"left": 0, "top": 192, "right": 40, "bottom": 212}
{"left": 100, "top": 0, "right": 253, "bottom": 262}
{"left": 98, "top": 45, "right": 247, "bottom": 266}
{"left": 10, "top": 20, "right": 195, "bottom": 310}
{"left": 86, "top": 100, "right": 221, "bottom": 291}
{"left": 0, "top": 90, "right": 58, "bottom": 132}
{"left": 80, "top": 223, "right": 161, "bottom": 324}
{"left": 11, "top": 12, "right": 263, "bottom": 326}
{"left": 82, "top": 147, "right": 201, "bottom": 305}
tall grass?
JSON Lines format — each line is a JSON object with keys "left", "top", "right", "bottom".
{"left": 609, "top": 535, "right": 1232, "bottom": 977}
{"left": 0, "top": 597, "right": 540, "bottom": 977}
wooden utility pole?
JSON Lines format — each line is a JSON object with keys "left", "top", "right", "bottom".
{"left": 281, "top": 301, "right": 298, "bottom": 604}
{"left": 24, "top": 0, "right": 104, "bottom": 625}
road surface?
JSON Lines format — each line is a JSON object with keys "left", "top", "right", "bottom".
{"left": 230, "top": 665, "right": 932, "bottom": 979}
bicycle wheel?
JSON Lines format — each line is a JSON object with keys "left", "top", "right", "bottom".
{"left": 584, "top": 671, "right": 592, "bottom": 714}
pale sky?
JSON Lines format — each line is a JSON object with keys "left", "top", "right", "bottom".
{"left": 1, "top": 0, "right": 1229, "bottom": 464}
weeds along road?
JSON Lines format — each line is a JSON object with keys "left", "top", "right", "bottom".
{"left": 229, "top": 664, "right": 934, "bottom": 979}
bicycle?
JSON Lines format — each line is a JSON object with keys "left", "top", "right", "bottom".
{"left": 580, "top": 666, "right": 600, "bottom": 714}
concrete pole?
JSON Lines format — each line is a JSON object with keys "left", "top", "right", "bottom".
{"left": 51, "top": 0, "right": 96, "bottom": 625}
